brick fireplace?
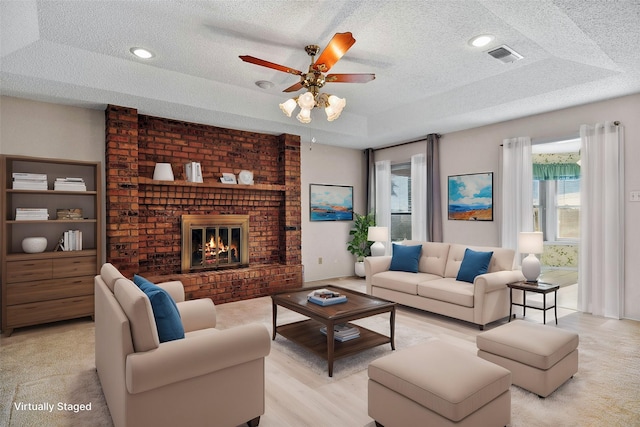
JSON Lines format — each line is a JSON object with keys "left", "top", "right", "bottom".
{"left": 105, "top": 105, "right": 302, "bottom": 304}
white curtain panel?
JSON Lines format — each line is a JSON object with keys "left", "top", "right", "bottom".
{"left": 375, "top": 160, "right": 391, "bottom": 255}
{"left": 501, "top": 137, "right": 533, "bottom": 265}
{"left": 578, "top": 122, "right": 624, "bottom": 318}
{"left": 411, "top": 153, "right": 427, "bottom": 241}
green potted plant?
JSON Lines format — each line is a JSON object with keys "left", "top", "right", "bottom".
{"left": 347, "top": 212, "right": 376, "bottom": 277}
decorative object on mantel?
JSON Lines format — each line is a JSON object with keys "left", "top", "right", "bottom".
{"left": 22, "top": 236, "right": 47, "bottom": 253}
{"left": 220, "top": 173, "right": 237, "bottom": 184}
{"left": 519, "top": 231, "right": 544, "bottom": 282}
{"left": 239, "top": 32, "right": 374, "bottom": 123}
{"left": 152, "top": 163, "right": 174, "bottom": 181}
{"left": 184, "top": 162, "right": 203, "bottom": 183}
{"left": 238, "top": 170, "right": 254, "bottom": 185}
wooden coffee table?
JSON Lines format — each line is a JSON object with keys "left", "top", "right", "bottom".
{"left": 271, "top": 285, "right": 396, "bottom": 377}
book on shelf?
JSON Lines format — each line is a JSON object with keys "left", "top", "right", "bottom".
{"left": 184, "top": 162, "right": 203, "bottom": 183}
{"left": 12, "top": 173, "right": 48, "bottom": 190}
{"left": 57, "top": 230, "right": 83, "bottom": 251}
{"left": 320, "top": 324, "right": 360, "bottom": 342}
{"left": 15, "top": 208, "right": 49, "bottom": 220}
{"left": 54, "top": 177, "right": 87, "bottom": 191}
{"left": 307, "top": 289, "right": 348, "bottom": 306}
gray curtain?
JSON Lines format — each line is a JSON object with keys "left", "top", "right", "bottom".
{"left": 365, "top": 148, "right": 375, "bottom": 215}
{"left": 426, "top": 134, "right": 443, "bottom": 242}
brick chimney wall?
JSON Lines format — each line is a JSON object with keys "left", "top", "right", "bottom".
{"left": 105, "top": 105, "right": 302, "bottom": 303}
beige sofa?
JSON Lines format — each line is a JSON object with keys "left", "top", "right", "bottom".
{"left": 95, "top": 263, "right": 271, "bottom": 427}
{"left": 365, "top": 241, "right": 524, "bottom": 330}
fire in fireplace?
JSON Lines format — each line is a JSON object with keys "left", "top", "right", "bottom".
{"left": 181, "top": 214, "right": 249, "bottom": 272}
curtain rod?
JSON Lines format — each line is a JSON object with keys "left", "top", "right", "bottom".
{"left": 372, "top": 134, "right": 442, "bottom": 152}
{"left": 499, "top": 121, "right": 621, "bottom": 146}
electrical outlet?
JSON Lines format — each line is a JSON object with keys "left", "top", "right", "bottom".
{"left": 318, "top": 257, "right": 323, "bottom": 265}
{"left": 631, "top": 191, "right": 640, "bottom": 202}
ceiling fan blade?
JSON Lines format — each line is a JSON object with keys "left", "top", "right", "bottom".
{"left": 325, "top": 73, "right": 376, "bottom": 83}
{"left": 283, "top": 82, "right": 304, "bottom": 93}
{"left": 239, "top": 55, "right": 303, "bottom": 75}
{"left": 313, "top": 32, "right": 356, "bottom": 72}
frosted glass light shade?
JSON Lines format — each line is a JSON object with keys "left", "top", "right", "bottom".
{"left": 296, "top": 108, "right": 311, "bottom": 123}
{"left": 297, "top": 92, "right": 316, "bottom": 109}
{"left": 153, "top": 163, "right": 174, "bottom": 181}
{"left": 325, "top": 95, "right": 346, "bottom": 121}
{"left": 279, "top": 98, "right": 297, "bottom": 117}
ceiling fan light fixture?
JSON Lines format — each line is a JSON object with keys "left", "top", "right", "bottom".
{"left": 296, "top": 108, "right": 312, "bottom": 123}
{"left": 279, "top": 98, "right": 297, "bottom": 117}
{"left": 325, "top": 95, "right": 346, "bottom": 121}
{"left": 297, "top": 92, "right": 316, "bottom": 110}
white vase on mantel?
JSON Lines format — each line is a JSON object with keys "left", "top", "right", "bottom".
{"left": 355, "top": 261, "right": 365, "bottom": 278}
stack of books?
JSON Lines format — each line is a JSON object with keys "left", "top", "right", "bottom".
{"left": 15, "top": 208, "right": 49, "bottom": 220}
{"left": 307, "top": 289, "right": 348, "bottom": 306}
{"left": 12, "top": 173, "right": 48, "bottom": 190}
{"left": 320, "top": 324, "right": 360, "bottom": 342}
{"left": 54, "top": 177, "right": 86, "bottom": 191}
{"left": 59, "top": 230, "right": 83, "bottom": 251}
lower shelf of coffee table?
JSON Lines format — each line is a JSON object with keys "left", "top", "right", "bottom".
{"left": 275, "top": 319, "right": 391, "bottom": 361}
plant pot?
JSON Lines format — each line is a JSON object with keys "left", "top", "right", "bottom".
{"left": 355, "top": 261, "right": 365, "bottom": 277}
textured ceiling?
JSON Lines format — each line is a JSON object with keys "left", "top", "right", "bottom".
{"left": 1, "top": 0, "right": 639, "bottom": 149}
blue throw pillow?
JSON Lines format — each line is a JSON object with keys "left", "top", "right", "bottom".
{"left": 389, "top": 243, "right": 422, "bottom": 273}
{"left": 133, "top": 275, "right": 185, "bottom": 343}
{"left": 456, "top": 249, "right": 494, "bottom": 283}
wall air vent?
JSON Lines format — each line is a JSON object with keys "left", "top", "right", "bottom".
{"left": 486, "top": 45, "right": 523, "bottom": 63}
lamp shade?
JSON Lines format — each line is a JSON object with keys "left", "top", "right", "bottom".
{"left": 153, "top": 163, "right": 174, "bottom": 181}
{"left": 296, "top": 108, "right": 312, "bottom": 123}
{"left": 297, "top": 92, "right": 316, "bottom": 109}
{"left": 368, "top": 226, "right": 388, "bottom": 242}
{"left": 368, "top": 226, "right": 388, "bottom": 257}
{"left": 518, "top": 232, "right": 543, "bottom": 254}
{"left": 279, "top": 98, "right": 297, "bottom": 117}
{"left": 325, "top": 95, "right": 346, "bottom": 121}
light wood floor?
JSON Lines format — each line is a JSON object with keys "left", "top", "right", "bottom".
{"left": 213, "top": 276, "right": 637, "bottom": 427}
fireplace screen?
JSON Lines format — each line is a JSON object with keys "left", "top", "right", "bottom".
{"left": 181, "top": 215, "right": 249, "bottom": 272}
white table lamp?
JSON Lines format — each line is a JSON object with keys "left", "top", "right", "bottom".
{"left": 519, "top": 231, "right": 543, "bottom": 282}
{"left": 153, "top": 163, "right": 174, "bottom": 181}
{"left": 368, "top": 226, "right": 389, "bottom": 257}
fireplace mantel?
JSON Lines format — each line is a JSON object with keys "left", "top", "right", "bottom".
{"left": 139, "top": 177, "right": 286, "bottom": 192}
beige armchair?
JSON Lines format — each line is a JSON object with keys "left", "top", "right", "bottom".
{"left": 95, "top": 263, "right": 271, "bottom": 427}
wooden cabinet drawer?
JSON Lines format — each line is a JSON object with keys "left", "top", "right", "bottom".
{"left": 7, "top": 275, "right": 94, "bottom": 305}
{"left": 53, "top": 257, "right": 97, "bottom": 278}
{"left": 6, "top": 295, "right": 94, "bottom": 329}
{"left": 6, "top": 259, "right": 53, "bottom": 283}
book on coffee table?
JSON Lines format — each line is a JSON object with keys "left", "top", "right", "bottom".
{"left": 320, "top": 324, "right": 360, "bottom": 342}
{"left": 307, "top": 289, "right": 348, "bottom": 306}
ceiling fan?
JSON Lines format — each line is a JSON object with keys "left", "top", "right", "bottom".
{"left": 239, "top": 32, "right": 375, "bottom": 123}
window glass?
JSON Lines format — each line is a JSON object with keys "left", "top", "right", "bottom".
{"left": 390, "top": 163, "right": 411, "bottom": 241}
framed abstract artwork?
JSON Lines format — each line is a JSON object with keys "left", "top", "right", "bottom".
{"left": 309, "top": 184, "right": 354, "bottom": 221}
{"left": 448, "top": 172, "right": 493, "bottom": 221}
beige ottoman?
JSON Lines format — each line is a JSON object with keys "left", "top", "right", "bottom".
{"left": 477, "top": 320, "right": 579, "bottom": 398}
{"left": 368, "top": 340, "right": 511, "bottom": 427}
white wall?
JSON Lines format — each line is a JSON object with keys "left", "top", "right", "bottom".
{"left": 440, "top": 93, "right": 640, "bottom": 320}
{"left": 300, "top": 141, "right": 367, "bottom": 281}
{"left": 0, "top": 96, "right": 105, "bottom": 161}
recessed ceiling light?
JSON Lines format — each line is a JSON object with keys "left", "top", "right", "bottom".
{"left": 469, "top": 35, "right": 495, "bottom": 48}
{"left": 129, "top": 47, "right": 154, "bottom": 59}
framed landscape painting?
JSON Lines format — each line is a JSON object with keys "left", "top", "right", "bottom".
{"left": 310, "top": 184, "right": 354, "bottom": 221}
{"left": 448, "top": 172, "right": 493, "bottom": 221}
